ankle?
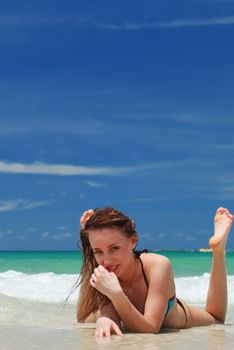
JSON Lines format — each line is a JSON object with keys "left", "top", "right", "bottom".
{"left": 212, "top": 249, "right": 226, "bottom": 257}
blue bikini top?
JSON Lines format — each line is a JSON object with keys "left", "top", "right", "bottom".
{"left": 135, "top": 250, "right": 175, "bottom": 316}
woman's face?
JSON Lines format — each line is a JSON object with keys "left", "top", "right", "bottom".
{"left": 88, "top": 227, "right": 136, "bottom": 278}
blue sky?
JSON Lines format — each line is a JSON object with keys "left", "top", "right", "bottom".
{"left": 0, "top": 0, "right": 234, "bottom": 251}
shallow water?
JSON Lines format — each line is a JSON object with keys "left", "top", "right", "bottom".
{"left": 1, "top": 251, "right": 233, "bottom": 349}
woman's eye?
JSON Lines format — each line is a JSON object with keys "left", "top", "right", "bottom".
{"left": 93, "top": 251, "right": 102, "bottom": 255}
{"left": 111, "top": 247, "right": 119, "bottom": 252}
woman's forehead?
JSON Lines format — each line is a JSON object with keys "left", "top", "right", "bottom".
{"left": 88, "top": 227, "right": 128, "bottom": 246}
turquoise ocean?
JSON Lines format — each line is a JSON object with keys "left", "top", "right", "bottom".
{"left": 0, "top": 250, "right": 234, "bottom": 343}
{"left": 1, "top": 250, "right": 234, "bottom": 275}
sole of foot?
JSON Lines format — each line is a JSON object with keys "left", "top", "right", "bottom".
{"left": 209, "top": 207, "right": 233, "bottom": 252}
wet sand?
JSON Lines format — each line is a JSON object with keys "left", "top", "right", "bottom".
{"left": 1, "top": 320, "right": 234, "bottom": 350}
{"left": 1, "top": 301, "right": 233, "bottom": 350}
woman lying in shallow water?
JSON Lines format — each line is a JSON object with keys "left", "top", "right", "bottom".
{"left": 76, "top": 207, "right": 233, "bottom": 336}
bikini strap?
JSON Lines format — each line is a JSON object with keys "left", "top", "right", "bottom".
{"left": 176, "top": 298, "right": 188, "bottom": 328}
{"left": 138, "top": 255, "right": 149, "bottom": 288}
{"left": 134, "top": 249, "right": 148, "bottom": 258}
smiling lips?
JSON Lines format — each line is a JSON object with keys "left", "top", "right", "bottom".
{"left": 106, "top": 264, "right": 119, "bottom": 273}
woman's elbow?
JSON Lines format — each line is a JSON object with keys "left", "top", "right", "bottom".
{"left": 151, "top": 325, "right": 161, "bottom": 334}
{"left": 146, "top": 318, "right": 162, "bottom": 334}
{"left": 143, "top": 326, "right": 160, "bottom": 334}
{"left": 125, "top": 323, "right": 159, "bottom": 334}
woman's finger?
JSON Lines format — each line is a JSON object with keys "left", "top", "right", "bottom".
{"left": 94, "top": 267, "right": 101, "bottom": 276}
{"left": 97, "top": 265, "right": 106, "bottom": 272}
{"left": 103, "top": 327, "right": 111, "bottom": 337}
{"left": 112, "top": 323, "right": 123, "bottom": 336}
{"left": 96, "top": 328, "right": 104, "bottom": 337}
{"left": 90, "top": 276, "right": 97, "bottom": 287}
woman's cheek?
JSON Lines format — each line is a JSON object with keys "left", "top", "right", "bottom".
{"left": 94, "top": 254, "right": 101, "bottom": 265}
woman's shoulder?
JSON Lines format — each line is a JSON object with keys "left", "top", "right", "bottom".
{"left": 140, "top": 252, "right": 172, "bottom": 274}
{"left": 141, "top": 251, "right": 170, "bottom": 264}
{"left": 141, "top": 253, "right": 173, "bottom": 281}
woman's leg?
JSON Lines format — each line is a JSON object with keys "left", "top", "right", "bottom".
{"left": 205, "top": 207, "right": 233, "bottom": 322}
{"left": 184, "top": 207, "right": 233, "bottom": 328}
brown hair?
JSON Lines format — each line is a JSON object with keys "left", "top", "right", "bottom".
{"left": 76, "top": 207, "right": 138, "bottom": 322}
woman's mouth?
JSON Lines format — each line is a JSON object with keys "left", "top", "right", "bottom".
{"left": 107, "top": 265, "right": 119, "bottom": 274}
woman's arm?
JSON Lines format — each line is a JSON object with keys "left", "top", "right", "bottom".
{"left": 96, "top": 302, "right": 123, "bottom": 336}
{"left": 99, "top": 302, "right": 121, "bottom": 325}
{"left": 111, "top": 256, "right": 173, "bottom": 333}
{"left": 91, "top": 255, "right": 173, "bottom": 333}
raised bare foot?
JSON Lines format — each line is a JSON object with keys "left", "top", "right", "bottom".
{"left": 80, "top": 209, "right": 94, "bottom": 229}
{"left": 209, "top": 207, "right": 233, "bottom": 252}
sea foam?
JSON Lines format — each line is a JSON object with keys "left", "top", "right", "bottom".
{"left": 0, "top": 270, "right": 234, "bottom": 305}
{"left": 0, "top": 270, "right": 79, "bottom": 304}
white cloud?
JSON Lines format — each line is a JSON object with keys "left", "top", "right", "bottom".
{"left": 186, "top": 236, "right": 197, "bottom": 241}
{"left": 52, "top": 232, "right": 72, "bottom": 240}
{"left": 41, "top": 232, "right": 49, "bottom": 239}
{"left": 60, "top": 192, "right": 68, "bottom": 197}
{"left": 0, "top": 229, "right": 13, "bottom": 238}
{"left": 176, "top": 233, "right": 185, "bottom": 238}
{"left": 157, "top": 233, "right": 166, "bottom": 239}
{"left": 0, "top": 124, "right": 33, "bottom": 135}
{"left": 0, "top": 118, "right": 117, "bottom": 137}
{"left": 1, "top": 12, "right": 234, "bottom": 31}
{"left": 27, "top": 227, "right": 37, "bottom": 232}
{"left": 57, "top": 226, "right": 68, "bottom": 231}
{"left": 196, "top": 229, "right": 210, "bottom": 235}
{"left": 0, "top": 199, "right": 52, "bottom": 212}
{"left": 94, "top": 16, "right": 234, "bottom": 31}
{"left": 41, "top": 229, "right": 72, "bottom": 240}
{"left": 211, "top": 144, "right": 234, "bottom": 151}
{"left": 157, "top": 16, "right": 234, "bottom": 28}
{"left": 139, "top": 233, "right": 151, "bottom": 239}
{"left": 86, "top": 180, "right": 107, "bottom": 188}
{"left": 7, "top": 230, "right": 13, "bottom": 234}
{"left": 138, "top": 232, "right": 158, "bottom": 241}
{"left": 17, "top": 234, "right": 27, "bottom": 241}
{"left": 0, "top": 160, "right": 173, "bottom": 177}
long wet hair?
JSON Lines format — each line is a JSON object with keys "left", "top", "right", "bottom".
{"left": 76, "top": 207, "right": 138, "bottom": 322}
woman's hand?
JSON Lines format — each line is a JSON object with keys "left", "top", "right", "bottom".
{"left": 96, "top": 316, "right": 123, "bottom": 337}
{"left": 90, "top": 265, "right": 122, "bottom": 299}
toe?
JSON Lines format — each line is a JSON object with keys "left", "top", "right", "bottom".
{"left": 217, "top": 207, "right": 225, "bottom": 214}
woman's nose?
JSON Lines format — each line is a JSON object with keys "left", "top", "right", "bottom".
{"left": 102, "top": 255, "right": 112, "bottom": 268}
